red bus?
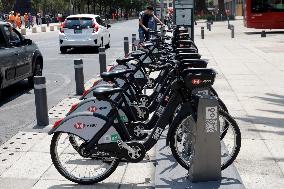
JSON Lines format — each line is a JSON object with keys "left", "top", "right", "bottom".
{"left": 244, "top": 0, "right": 284, "bottom": 29}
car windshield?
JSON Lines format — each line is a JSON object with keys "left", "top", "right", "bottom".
{"left": 65, "top": 17, "right": 93, "bottom": 29}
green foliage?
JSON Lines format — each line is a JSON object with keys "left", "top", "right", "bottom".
{"left": 3, "top": 0, "right": 148, "bottom": 15}
{"left": 0, "top": 1, "right": 3, "bottom": 12}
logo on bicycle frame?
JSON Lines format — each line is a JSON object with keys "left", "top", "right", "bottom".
{"left": 74, "top": 123, "right": 86, "bottom": 130}
{"left": 87, "top": 106, "right": 97, "bottom": 112}
{"left": 73, "top": 122, "right": 97, "bottom": 130}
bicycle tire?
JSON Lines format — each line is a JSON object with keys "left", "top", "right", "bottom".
{"left": 50, "top": 132, "right": 120, "bottom": 185}
{"left": 169, "top": 109, "right": 241, "bottom": 171}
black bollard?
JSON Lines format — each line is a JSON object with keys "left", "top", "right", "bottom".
{"left": 34, "top": 76, "right": 49, "bottom": 126}
{"left": 74, "top": 59, "right": 85, "bottom": 95}
{"left": 99, "top": 47, "right": 107, "bottom": 74}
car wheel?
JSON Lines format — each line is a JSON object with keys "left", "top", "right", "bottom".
{"left": 60, "top": 47, "right": 68, "bottom": 54}
{"left": 28, "top": 60, "right": 43, "bottom": 87}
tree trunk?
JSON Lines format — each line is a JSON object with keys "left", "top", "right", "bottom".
{"left": 218, "top": 0, "right": 226, "bottom": 16}
{"left": 93, "top": 0, "right": 96, "bottom": 14}
{"left": 196, "top": 0, "right": 207, "bottom": 15}
{"left": 99, "top": 0, "right": 102, "bottom": 15}
{"left": 87, "top": 0, "right": 90, "bottom": 13}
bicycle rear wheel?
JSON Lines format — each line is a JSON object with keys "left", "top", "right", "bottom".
{"left": 169, "top": 109, "right": 241, "bottom": 170}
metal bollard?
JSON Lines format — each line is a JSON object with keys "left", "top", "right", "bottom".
{"left": 231, "top": 25, "right": 235, "bottom": 38}
{"left": 206, "top": 22, "right": 209, "bottom": 30}
{"left": 201, "top": 27, "right": 204, "bottom": 39}
{"left": 261, "top": 30, "right": 266, "bottom": 37}
{"left": 208, "top": 23, "right": 211, "bottom": 31}
{"left": 74, "top": 59, "right": 85, "bottom": 95}
{"left": 124, "top": 37, "right": 129, "bottom": 57}
{"left": 34, "top": 76, "right": 49, "bottom": 126}
{"left": 99, "top": 47, "right": 107, "bottom": 74}
{"left": 132, "top": 34, "right": 136, "bottom": 51}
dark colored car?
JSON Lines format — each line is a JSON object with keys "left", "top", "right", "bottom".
{"left": 0, "top": 22, "right": 43, "bottom": 97}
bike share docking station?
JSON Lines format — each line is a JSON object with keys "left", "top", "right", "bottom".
{"left": 188, "top": 91, "right": 221, "bottom": 182}
{"left": 155, "top": 91, "right": 245, "bottom": 188}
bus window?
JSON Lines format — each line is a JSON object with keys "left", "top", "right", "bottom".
{"left": 252, "top": 0, "right": 284, "bottom": 13}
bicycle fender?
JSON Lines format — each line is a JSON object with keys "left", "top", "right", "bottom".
{"left": 166, "top": 102, "right": 196, "bottom": 146}
{"left": 48, "top": 112, "right": 108, "bottom": 142}
{"left": 67, "top": 97, "right": 129, "bottom": 122}
{"left": 67, "top": 97, "right": 112, "bottom": 116}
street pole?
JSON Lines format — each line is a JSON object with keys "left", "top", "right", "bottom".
{"left": 154, "top": 0, "right": 157, "bottom": 30}
{"left": 161, "top": 0, "right": 164, "bottom": 23}
{"left": 154, "top": 0, "right": 157, "bottom": 15}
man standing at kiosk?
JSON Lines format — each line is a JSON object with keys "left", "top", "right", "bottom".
{"left": 138, "top": 6, "right": 164, "bottom": 43}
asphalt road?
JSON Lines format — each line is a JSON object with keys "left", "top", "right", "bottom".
{"left": 0, "top": 19, "right": 139, "bottom": 145}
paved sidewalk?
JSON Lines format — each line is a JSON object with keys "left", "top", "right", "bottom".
{"left": 0, "top": 131, "right": 155, "bottom": 189}
{"left": 195, "top": 20, "right": 284, "bottom": 189}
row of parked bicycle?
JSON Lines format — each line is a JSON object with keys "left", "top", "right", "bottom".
{"left": 48, "top": 26, "right": 241, "bottom": 185}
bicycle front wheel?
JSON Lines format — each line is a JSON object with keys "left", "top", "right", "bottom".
{"left": 50, "top": 132, "right": 119, "bottom": 185}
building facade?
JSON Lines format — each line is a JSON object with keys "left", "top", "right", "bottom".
{"left": 213, "top": 0, "right": 243, "bottom": 16}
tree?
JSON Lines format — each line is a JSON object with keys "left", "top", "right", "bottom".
{"left": 218, "top": 0, "right": 226, "bottom": 16}
{"left": 195, "top": 0, "right": 207, "bottom": 15}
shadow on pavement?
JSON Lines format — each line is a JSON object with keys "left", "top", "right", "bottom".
{"left": 62, "top": 46, "right": 110, "bottom": 55}
{"left": 47, "top": 183, "right": 154, "bottom": 189}
{"left": 0, "top": 80, "right": 33, "bottom": 107}
{"left": 244, "top": 31, "right": 284, "bottom": 35}
{"left": 236, "top": 93, "right": 284, "bottom": 129}
{"left": 156, "top": 175, "right": 242, "bottom": 189}
{"left": 247, "top": 128, "right": 284, "bottom": 136}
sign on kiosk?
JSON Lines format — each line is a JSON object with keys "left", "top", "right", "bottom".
{"left": 174, "top": 0, "right": 195, "bottom": 40}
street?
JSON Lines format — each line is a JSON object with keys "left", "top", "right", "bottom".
{"left": 0, "top": 19, "right": 138, "bottom": 145}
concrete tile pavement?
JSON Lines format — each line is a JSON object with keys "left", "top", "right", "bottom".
{"left": 195, "top": 19, "right": 284, "bottom": 188}
{"left": 0, "top": 131, "right": 156, "bottom": 189}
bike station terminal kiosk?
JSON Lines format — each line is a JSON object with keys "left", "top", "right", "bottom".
{"left": 174, "top": 0, "right": 195, "bottom": 40}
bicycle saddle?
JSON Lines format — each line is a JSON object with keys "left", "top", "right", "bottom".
{"left": 178, "top": 33, "right": 190, "bottom": 36}
{"left": 116, "top": 57, "right": 136, "bottom": 65}
{"left": 175, "top": 48, "right": 197, "bottom": 53}
{"left": 181, "top": 59, "right": 208, "bottom": 68}
{"left": 142, "top": 42, "right": 154, "bottom": 48}
{"left": 93, "top": 87, "right": 123, "bottom": 100}
{"left": 131, "top": 51, "right": 146, "bottom": 58}
{"left": 101, "top": 69, "right": 134, "bottom": 81}
{"left": 177, "top": 40, "right": 194, "bottom": 45}
{"left": 149, "top": 30, "right": 157, "bottom": 35}
{"left": 176, "top": 53, "right": 201, "bottom": 60}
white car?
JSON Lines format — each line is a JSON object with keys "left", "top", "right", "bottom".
{"left": 59, "top": 14, "right": 111, "bottom": 53}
